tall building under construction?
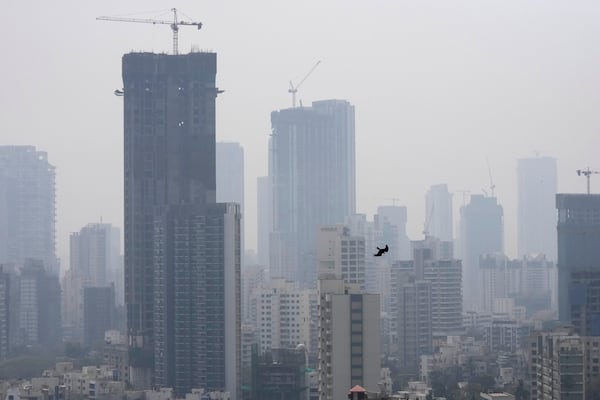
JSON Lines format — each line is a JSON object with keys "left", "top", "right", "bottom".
{"left": 269, "top": 100, "right": 356, "bottom": 288}
{"left": 122, "top": 52, "right": 240, "bottom": 398}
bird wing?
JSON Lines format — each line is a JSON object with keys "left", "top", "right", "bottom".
{"left": 384, "top": 245, "right": 389, "bottom": 252}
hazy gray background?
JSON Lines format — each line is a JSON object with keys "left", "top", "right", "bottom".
{"left": 2, "top": 0, "right": 599, "bottom": 268}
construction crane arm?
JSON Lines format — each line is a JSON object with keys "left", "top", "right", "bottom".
{"left": 96, "top": 16, "right": 202, "bottom": 28}
{"left": 295, "top": 60, "right": 321, "bottom": 90}
{"left": 96, "top": 8, "right": 202, "bottom": 55}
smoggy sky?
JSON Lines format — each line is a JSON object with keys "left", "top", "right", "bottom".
{"left": 2, "top": 0, "right": 599, "bottom": 269}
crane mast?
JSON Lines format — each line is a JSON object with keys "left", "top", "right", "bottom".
{"left": 96, "top": 8, "right": 202, "bottom": 55}
{"left": 577, "top": 167, "right": 600, "bottom": 194}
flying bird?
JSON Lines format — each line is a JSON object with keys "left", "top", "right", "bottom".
{"left": 374, "top": 245, "right": 389, "bottom": 257}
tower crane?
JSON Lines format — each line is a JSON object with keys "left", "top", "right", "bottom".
{"left": 97, "top": 8, "right": 202, "bottom": 55}
{"left": 576, "top": 167, "right": 600, "bottom": 194}
{"left": 288, "top": 61, "right": 321, "bottom": 108}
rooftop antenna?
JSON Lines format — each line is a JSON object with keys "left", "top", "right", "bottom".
{"left": 288, "top": 60, "right": 321, "bottom": 108}
{"left": 97, "top": 8, "right": 202, "bottom": 55}
{"left": 576, "top": 167, "right": 600, "bottom": 194}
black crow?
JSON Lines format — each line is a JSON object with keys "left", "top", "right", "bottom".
{"left": 374, "top": 245, "right": 389, "bottom": 257}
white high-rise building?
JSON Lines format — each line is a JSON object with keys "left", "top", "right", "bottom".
{"left": 252, "top": 279, "right": 312, "bottom": 354}
{"left": 517, "top": 157, "right": 557, "bottom": 261}
{"left": 317, "top": 277, "right": 380, "bottom": 400}
{"left": 425, "top": 184, "right": 453, "bottom": 242}
{"left": 317, "top": 225, "right": 365, "bottom": 290}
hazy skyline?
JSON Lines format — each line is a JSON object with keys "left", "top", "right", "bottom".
{"left": 2, "top": 1, "right": 600, "bottom": 267}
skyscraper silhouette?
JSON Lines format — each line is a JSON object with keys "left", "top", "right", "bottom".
{"left": 425, "top": 184, "right": 453, "bottom": 242}
{"left": 459, "top": 194, "right": 504, "bottom": 311}
{"left": 517, "top": 157, "right": 557, "bottom": 260}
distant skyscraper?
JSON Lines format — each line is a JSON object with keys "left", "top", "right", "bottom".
{"left": 65, "top": 223, "right": 121, "bottom": 342}
{"left": 459, "top": 195, "right": 504, "bottom": 311}
{"left": 217, "top": 142, "right": 245, "bottom": 258}
{"left": 270, "top": 100, "right": 356, "bottom": 287}
{"left": 70, "top": 223, "right": 121, "bottom": 288}
{"left": 425, "top": 184, "right": 453, "bottom": 242}
{"left": 256, "top": 176, "right": 271, "bottom": 268}
{"left": 375, "top": 205, "right": 411, "bottom": 261}
{"left": 556, "top": 194, "right": 600, "bottom": 334}
{"left": 517, "top": 157, "right": 557, "bottom": 260}
{"left": 123, "top": 52, "right": 240, "bottom": 397}
{"left": 0, "top": 146, "right": 58, "bottom": 275}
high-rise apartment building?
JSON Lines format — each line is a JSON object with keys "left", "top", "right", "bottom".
{"left": 527, "top": 327, "right": 600, "bottom": 400}
{"left": 425, "top": 184, "right": 453, "bottom": 242}
{"left": 317, "top": 277, "right": 380, "bottom": 400}
{"left": 317, "top": 225, "right": 365, "bottom": 290}
{"left": 123, "top": 52, "right": 240, "bottom": 397}
{"left": 389, "top": 261, "right": 432, "bottom": 385}
{"left": 517, "top": 157, "right": 557, "bottom": 260}
{"left": 459, "top": 195, "right": 504, "bottom": 311}
{"left": 479, "top": 254, "right": 556, "bottom": 316}
{"left": 556, "top": 194, "right": 600, "bottom": 334}
{"left": 412, "top": 238, "right": 462, "bottom": 335}
{"left": 153, "top": 204, "right": 241, "bottom": 397}
{"left": 251, "top": 279, "right": 312, "bottom": 354}
{"left": 270, "top": 100, "right": 356, "bottom": 287}
{"left": 0, "top": 146, "right": 58, "bottom": 276}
